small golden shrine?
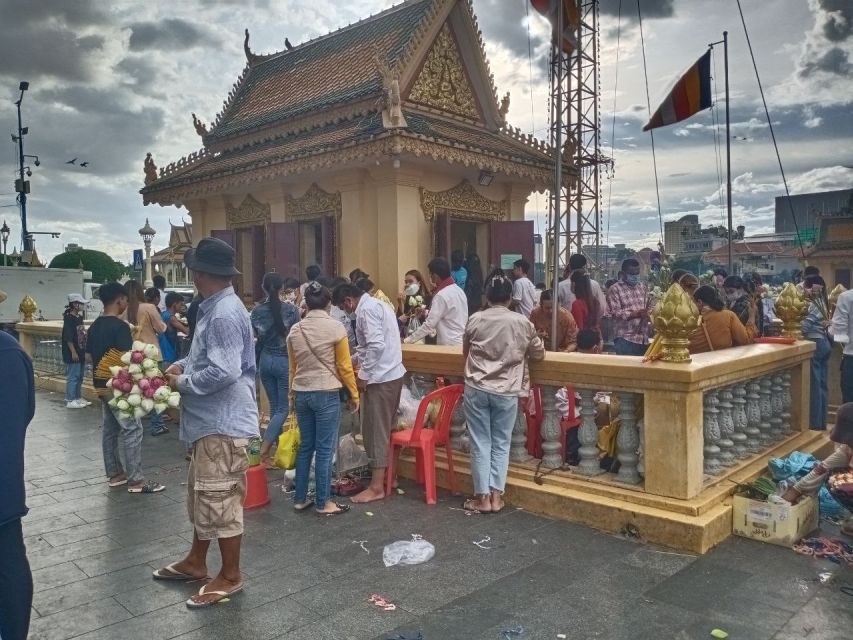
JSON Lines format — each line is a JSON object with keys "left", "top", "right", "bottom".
{"left": 141, "top": 0, "right": 568, "bottom": 302}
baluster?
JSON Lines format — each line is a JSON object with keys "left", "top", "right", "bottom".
{"left": 703, "top": 391, "right": 722, "bottom": 475}
{"left": 782, "top": 370, "right": 793, "bottom": 433}
{"left": 716, "top": 388, "right": 736, "bottom": 466}
{"left": 577, "top": 389, "right": 603, "bottom": 475}
{"left": 758, "top": 376, "right": 774, "bottom": 448}
{"left": 730, "top": 384, "right": 750, "bottom": 459}
{"left": 636, "top": 417, "right": 645, "bottom": 477}
{"left": 540, "top": 385, "right": 563, "bottom": 469}
{"left": 745, "top": 380, "right": 763, "bottom": 453}
{"left": 615, "top": 392, "right": 641, "bottom": 484}
{"left": 769, "top": 374, "right": 785, "bottom": 440}
{"left": 509, "top": 398, "right": 530, "bottom": 462}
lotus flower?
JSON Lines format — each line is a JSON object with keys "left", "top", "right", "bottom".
{"left": 141, "top": 398, "right": 155, "bottom": 412}
{"left": 120, "top": 352, "right": 132, "bottom": 365}
{"left": 109, "top": 365, "right": 122, "bottom": 377}
{"left": 133, "top": 407, "right": 147, "bottom": 420}
{"left": 143, "top": 387, "right": 155, "bottom": 399}
{"left": 154, "top": 387, "right": 171, "bottom": 402}
{"left": 116, "top": 399, "right": 130, "bottom": 411}
{"left": 131, "top": 351, "right": 144, "bottom": 364}
{"left": 143, "top": 344, "right": 159, "bottom": 359}
{"left": 107, "top": 398, "right": 117, "bottom": 408}
{"left": 154, "top": 402, "right": 168, "bottom": 414}
{"left": 126, "top": 394, "right": 142, "bottom": 407}
{"left": 132, "top": 340, "right": 146, "bottom": 352}
{"left": 128, "top": 363, "right": 142, "bottom": 375}
{"left": 167, "top": 393, "right": 181, "bottom": 408}
{"left": 121, "top": 382, "right": 133, "bottom": 393}
{"left": 141, "top": 358, "right": 156, "bottom": 370}
{"left": 112, "top": 388, "right": 122, "bottom": 398}
{"left": 138, "top": 378, "right": 150, "bottom": 390}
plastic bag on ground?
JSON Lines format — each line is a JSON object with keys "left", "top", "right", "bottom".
{"left": 337, "top": 433, "right": 368, "bottom": 473}
{"left": 397, "top": 386, "right": 421, "bottom": 429}
{"left": 768, "top": 451, "right": 817, "bottom": 481}
{"left": 382, "top": 535, "right": 435, "bottom": 567}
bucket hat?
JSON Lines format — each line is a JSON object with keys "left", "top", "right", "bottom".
{"left": 184, "top": 237, "right": 241, "bottom": 277}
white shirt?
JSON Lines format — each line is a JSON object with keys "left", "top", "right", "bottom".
{"left": 830, "top": 289, "right": 853, "bottom": 356}
{"left": 355, "top": 294, "right": 406, "bottom": 384}
{"left": 512, "top": 276, "right": 537, "bottom": 318}
{"left": 405, "top": 283, "right": 468, "bottom": 346}
{"left": 157, "top": 288, "right": 166, "bottom": 312}
{"left": 557, "top": 275, "right": 608, "bottom": 315}
{"left": 330, "top": 304, "right": 357, "bottom": 352}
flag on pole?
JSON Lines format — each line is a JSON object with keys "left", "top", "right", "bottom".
{"left": 530, "top": 0, "right": 580, "bottom": 53}
{"left": 643, "top": 50, "right": 713, "bottom": 131}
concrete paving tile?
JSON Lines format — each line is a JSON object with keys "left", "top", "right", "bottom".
{"left": 772, "top": 591, "right": 853, "bottom": 640}
{"left": 174, "top": 597, "right": 319, "bottom": 640}
{"left": 32, "top": 564, "right": 156, "bottom": 616}
{"left": 26, "top": 479, "right": 89, "bottom": 497}
{"left": 26, "top": 492, "right": 59, "bottom": 507}
{"left": 27, "top": 597, "right": 132, "bottom": 640}
{"left": 645, "top": 558, "right": 754, "bottom": 612}
{"left": 72, "top": 535, "right": 193, "bottom": 577}
{"left": 29, "top": 535, "right": 122, "bottom": 571}
{"left": 71, "top": 601, "right": 208, "bottom": 640}
{"left": 31, "top": 561, "right": 89, "bottom": 592}
{"left": 317, "top": 602, "right": 417, "bottom": 640}
{"left": 114, "top": 580, "right": 205, "bottom": 617}
{"left": 22, "top": 513, "right": 87, "bottom": 538}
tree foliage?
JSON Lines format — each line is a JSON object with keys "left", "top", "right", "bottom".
{"left": 48, "top": 249, "right": 125, "bottom": 283}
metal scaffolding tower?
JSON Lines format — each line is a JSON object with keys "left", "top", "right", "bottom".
{"left": 548, "top": 0, "right": 604, "bottom": 275}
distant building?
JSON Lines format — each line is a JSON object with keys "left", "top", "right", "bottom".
{"left": 664, "top": 214, "right": 735, "bottom": 258}
{"left": 150, "top": 221, "right": 193, "bottom": 287}
{"left": 775, "top": 188, "right": 853, "bottom": 239}
{"left": 64, "top": 243, "right": 83, "bottom": 253}
{"left": 803, "top": 213, "right": 853, "bottom": 288}
{"left": 703, "top": 236, "right": 802, "bottom": 279}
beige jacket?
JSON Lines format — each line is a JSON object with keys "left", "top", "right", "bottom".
{"left": 287, "top": 309, "right": 358, "bottom": 399}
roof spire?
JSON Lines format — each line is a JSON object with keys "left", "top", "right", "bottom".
{"left": 244, "top": 28, "right": 259, "bottom": 65}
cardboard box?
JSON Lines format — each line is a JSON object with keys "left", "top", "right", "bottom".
{"left": 732, "top": 494, "right": 818, "bottom": 547}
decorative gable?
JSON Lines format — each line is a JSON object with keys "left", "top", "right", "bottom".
{"left": 407, "top": 23, "right": 479, "bottom": 120}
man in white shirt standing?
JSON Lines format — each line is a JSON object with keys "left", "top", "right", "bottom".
{"left": 830, "top": 288, "right": 853, "bottom": 403}
{"left": 557, "top": 254, "right": 607, "bottom": 316}
{"left": 511, "top": 258, "right": 537, "bottom": 318}
{"left": 336, "top": 283, "right": 406, "bottom": 503}
{"left": 153, "top": 274, "right": 167, "bottom": 312}
{"left": 405, "top": 257, "right": 468, "bottom": 346}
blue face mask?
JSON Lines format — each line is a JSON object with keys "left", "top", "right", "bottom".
{"left": 625, "top": 274, "right": 640, "bottom": 286}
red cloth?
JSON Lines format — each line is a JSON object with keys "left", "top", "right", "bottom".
{"left": 432, "top": 276, "right": 456, "bottom": 295}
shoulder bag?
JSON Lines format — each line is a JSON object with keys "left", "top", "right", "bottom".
{"left": 298, "top": 322, "right": 352, "bottom": 402}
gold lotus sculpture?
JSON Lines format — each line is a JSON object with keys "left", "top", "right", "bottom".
{"left": 829, "top": 283, "right": 847, "bottom": 315}
{"left": 774, "top": 283, "right": 807, "bottom": 339}
{"left": 652, "top": 282, "right": 700, "bottom": 363}
{"left": 19, "top": 295, "right": 37, "bottom": 322}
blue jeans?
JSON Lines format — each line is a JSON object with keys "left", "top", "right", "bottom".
{"left": 614, "top": 337, "right": 647, "bottom": 356}
{"left": 463, "top": 384, "right": 519, "bottom": 495}
{"left": 808, "top": 336, "right": 831, "bottom": 430}
{"left": 101, "top": 399, "right": 144, "bottom": 484}
{"left": 259, "top": 351, "right": 289, "bottom": 445}
{"left": 842, "top": 355, "right": 853, "bottom": 404}
{"left": 294, "top": 390, "right": 341, "bottom": 509}
{"left": 65, "top": 361, "right": 84, "bottom": 401}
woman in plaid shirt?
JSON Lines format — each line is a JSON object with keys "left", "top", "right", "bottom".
{"left": 606, "top": 259, "right": 654, "bottom": 356}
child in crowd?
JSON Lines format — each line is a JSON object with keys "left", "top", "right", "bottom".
{"left": 159, "top": 292, "right": 188, "bottom": 367}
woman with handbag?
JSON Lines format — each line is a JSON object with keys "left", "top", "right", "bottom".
{"left": 286, "top": 282, "right": 359, "bottom": 516}
{"left": 251, "top": 273, "right": 300, "bottom": 467}
{"left": 688, "top": 285, "right": 755, "bottom": 354}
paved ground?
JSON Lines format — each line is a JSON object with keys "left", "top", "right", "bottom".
{"left": 21, "top": 390, "right": 853, "bottom": 640}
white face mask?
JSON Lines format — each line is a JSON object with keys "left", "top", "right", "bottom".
{"left": 404, "top": 283, "right": 420, "bottom": 296}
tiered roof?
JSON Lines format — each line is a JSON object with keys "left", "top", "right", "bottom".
{"left": 142, "top": 0, "right": 560, "bottom": 206}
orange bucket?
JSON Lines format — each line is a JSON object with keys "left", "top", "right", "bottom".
{"left": 243, "top": 464, "right": 270, "bottom": 510}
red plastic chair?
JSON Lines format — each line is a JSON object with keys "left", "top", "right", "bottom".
{"left": 525, "top": 385, "right": 581, "bottom": 461}
{"left": 385, "top": 384, "right": 464, "bottom": 504}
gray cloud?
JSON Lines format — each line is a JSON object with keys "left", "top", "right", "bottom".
{"left": 2, "top": 0, "right": 109, "bottom": 27}
{"left": 0, "top": 25, "right": 106, "bottom": 84}
{"left": 128, "top": 18, "right": 216, "bottom": 51}
{"left": 819, "top": 0, "right": 852, "bottom": 42}
{"left": 800, "top": 46, "right": 852, "bottom": 76}
{"left": 600, "top": 0, "right": 676, "bottom": 20}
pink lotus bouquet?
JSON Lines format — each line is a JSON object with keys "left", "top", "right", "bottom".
{"left": 105, "top": 341, "right": 181, "bottom": 420}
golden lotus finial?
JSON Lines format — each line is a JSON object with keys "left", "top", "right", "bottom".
{"left": 774, "top": 282, "right": 807, "bottom": 339}
{"left": 652, "top": 282, "right": 700, "bottom": 363}
{"left": 829, "top": 283, "right": 847, "bottom": 314}
{"left": 19, "top": 295, "right": 37, "bottom": 322}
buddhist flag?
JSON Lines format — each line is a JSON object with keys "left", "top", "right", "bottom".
{"left": 643, "top": 50, "right": 712, "bottom": 131}
{"left": 531, "top": 0, "right": 580, "bottom": 53}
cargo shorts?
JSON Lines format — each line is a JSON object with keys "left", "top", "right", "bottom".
{"left": 187, "top": 435, "right": 250, "bottom": 540}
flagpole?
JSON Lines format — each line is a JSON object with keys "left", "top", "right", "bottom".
{"left": 724, "top": 30, "right": 733, "bottom": 274}
{"left": 550, "top": 0, "right": 564, "bottom": 353}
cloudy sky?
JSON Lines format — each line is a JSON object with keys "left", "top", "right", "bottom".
{"left": 1, "top": 0, "right": 851, "bottom": 263}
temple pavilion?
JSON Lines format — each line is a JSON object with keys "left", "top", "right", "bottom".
{"left": 141, "top": 0, "right": 564, "bottom": 302}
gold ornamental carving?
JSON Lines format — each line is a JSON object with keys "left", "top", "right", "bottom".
{"left": 652, "top": 283, "right": 700, "bottom": 363}
{"left": 19, "top": 295, "right": 37, "bottom": 323}
{"left": 226, "top": 194, "right": 271, "bottom": 229}
{"left": 408, "top": 23, "right": 478, "bottom": 120}
{"left": 775, "top": 282, "right": 807, "bottom": 340}
{"left": 829, "top": 283, "right": 847, "bottom": 315}
{"left": 285, "top": 184, "right": 342, "bottom": 221}
{"left": 420, "top": 180, "right": 508, "bottom": 223}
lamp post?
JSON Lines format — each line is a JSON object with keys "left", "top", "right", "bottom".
{"left": 14, "top": 81, "right": 32, "bottom": 252}
{"left": 1, "top": 220, "right": 9, "bottom": 266}
{"left": 139, "top": 218, "right": 156, "bottom": 287}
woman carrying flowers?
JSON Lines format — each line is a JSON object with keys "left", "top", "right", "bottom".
{"left": 397, "top": 269, "right": 431, "bottom": 341}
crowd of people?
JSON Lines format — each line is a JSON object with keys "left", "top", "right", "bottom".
{"left": 3, "top": 241, "right": 853, "bottom": 629}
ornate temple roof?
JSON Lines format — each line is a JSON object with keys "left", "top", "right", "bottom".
{"left": 141, "top": 0, "right": 563, "bottom": 206}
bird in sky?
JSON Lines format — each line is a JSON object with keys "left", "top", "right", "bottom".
{"left": 285, "top": 37, "right": 293, "bottom": 50}
{"left": 80, "top": 162, "right": 89, "bottom": 168}
{"left": 66, "top": 158, "right": 77, "bottom": 165}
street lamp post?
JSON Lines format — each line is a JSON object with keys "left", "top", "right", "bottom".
{"left": 14, "top": 81, "right": 31, "bottom": 252}
{"left": 1, "top": 220, "right": 9, "bottom": 266}
{"left": 138, "top": 218, "right": 156, "bottom": 287}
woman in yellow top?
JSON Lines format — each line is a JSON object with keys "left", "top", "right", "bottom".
{"left": 286, "top": 281, "right": 359, "bottom": 516}
{"left": 689, "top": 285, "right": 755, "bottom": 354}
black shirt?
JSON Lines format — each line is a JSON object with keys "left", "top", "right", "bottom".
{"left": 0, "top": 331, "right": 34, "bottom": 526}
{"left": 86, "top": 316, "right": 132, "bottom": 387}
{"left": 61, "top": 310, "right": 83, "bottom": 364}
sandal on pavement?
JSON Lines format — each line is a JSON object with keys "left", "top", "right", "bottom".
{"left": 185, "top": 583, "right": 243, "bottom": 609}
{"left": 108, "top": 477, "right": 127, "bottom": 488}
{"left": 152, "top": 562, "right": 208, "bottom": 582}
{"left": 293, "top": 500, "right": 315, "bottom": 512}
{"left": 317, "top": 502, "right": 350, "bottom": 517}
{"left": 463, "top": 498, "right": 491, "bottom": 513}
{"left": 128, "top": 481, "right": 165, "bottom": 494}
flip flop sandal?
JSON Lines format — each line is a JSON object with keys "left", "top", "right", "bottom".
{"left": 293, "top": 500, "right": 315, "bottom": 512}
{"left": 462, "top": 499, "right": 491, "bottom": 513}
{"left": 108, "top": 478, "right": 128, "bottom": 487}
{"left": 128, "top": 481, "right": 166, "bottom": 494}
{"left": 185, "top": 583, "right": 243, "bottom": 609}
{"left": 152, "top": 562, "right": 208, "bottom": 582}
{"left": 317, "top": 502, "right": 350, "bottom": 516}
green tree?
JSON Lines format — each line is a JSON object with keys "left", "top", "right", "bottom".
{"left": 48, "top": 249, "right": 125, "bottom": 283}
